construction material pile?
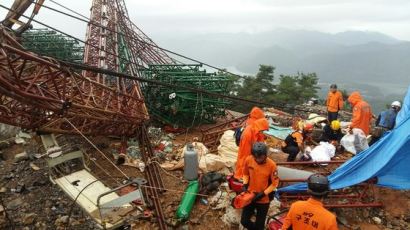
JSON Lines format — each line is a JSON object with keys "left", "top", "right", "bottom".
{"left": 142, "top": 64, "right": 232, "bottom": 127}
{"left": 21, "top": 29, "right": 84, "bottom": 63}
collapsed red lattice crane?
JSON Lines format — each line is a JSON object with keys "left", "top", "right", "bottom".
{"left": 0, "top": 0, "right": 177, "bottom": 136}
{"left": 0, "top": 27, "right": 149, "bottom": 136}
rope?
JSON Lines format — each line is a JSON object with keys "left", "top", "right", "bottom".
{"left": 183, "top": 92, "right": 201, "bottom": 143}
{"left": 52, "top": 166, "right": 99, "bottom": 206}
{"left": 86, "top": 155, "right": 123, "bottom": 185}
{"left": 49, "top": 0, "right": 89, "bottom": 20}
{"left": 149, "top": 160, "right": 186, "bottom": 182}
{"left": 63, "top": 118, "right": 130, "bottom": 179}
{"left": 64, "top": 179, "right": 100, "bottom": 230}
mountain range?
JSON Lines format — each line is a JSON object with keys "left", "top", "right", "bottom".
{"left": 153, "top": 29, "right": 410, "bottom": 113}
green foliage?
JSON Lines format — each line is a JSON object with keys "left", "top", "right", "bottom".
{"left": 297, "top": 72, "right": 320, "bottom": 100}
{"left": 229, "top": 65, "right": 320, "bottom": 113}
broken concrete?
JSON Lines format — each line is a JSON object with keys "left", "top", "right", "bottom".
{"left": 14, "top": 151, "right": 29, "bottom": 162}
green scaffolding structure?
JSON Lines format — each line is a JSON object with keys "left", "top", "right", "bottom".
{"left": 142, "top": 65, "right": 232, "bottom": 127}
{"left": 21, "top": 29, "right": 84, "bottom": 63}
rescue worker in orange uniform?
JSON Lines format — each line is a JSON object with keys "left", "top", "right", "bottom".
{"left": 234, "top": 118, "right": 269, "bottom": 180}
{"left": 246, "top": 107, "right": 265, "bottom": 126}
{"left": 282, "top": 123, "right": 314, "bottom": 162}
{"left": 347, "top": 91, "right": 372, "bottom": 135}
{"left": 282, "top": 174, "right": 338, "bottom": 230}
{"left": 241, "top": 142, "right": 279, "bottom": 230}
{"left": 326, "top": 84, "right": 344, "bottom": 123}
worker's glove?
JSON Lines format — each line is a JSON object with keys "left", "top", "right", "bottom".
{"left": 252, "top": 192, "right": 265, "bottom": 203}
{"left": 241, "top": 184, "right": 249, "bottom": 193}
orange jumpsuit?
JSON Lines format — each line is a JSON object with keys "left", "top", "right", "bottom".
{"left": 246, "top": 107, "right": 265, "bottom": 126}
{"left": 282, "top": 198, "right": 338, "bottom": 230}
{"left": 348, "top": 92, "right": 372, "bottom": 135}
{"left": 242, "top": 155, "right": 279, "bottom": 203}
{"left": 234, "top": 118, "right": 269, "bottom": 179}
{"left": 326, "top": 91, "right": 344, "bottom": 112}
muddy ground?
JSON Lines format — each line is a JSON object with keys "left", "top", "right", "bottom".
{"left": 0, "top": 130, "right": 409, "bottom": 230}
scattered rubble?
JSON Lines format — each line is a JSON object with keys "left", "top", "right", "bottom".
{"left": 0, "top": 125, "right": 408, "bottom": 230}
{"left": 22, "top": 213, "right": 37, "bottom": 225}
{"left": 372, "top": 216, "right": 382, "bottom": 225}
{"left": 14, "top": 151, "right": 29, "bottom": 162}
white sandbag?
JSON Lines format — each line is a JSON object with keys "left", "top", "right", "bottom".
{"left": 340, "top": 128, "right": 369, "bottom": 154}
{"left": 305, "top": 113, "right": 327, "bottom": 125}
{"left": 309, "top": 142, "right": 336, "bottom": 163}
{"left": 199, "top": 154, "right": 227, "bottom": 173}
{"left": 217, "top": 130, "right": 239, "bottom": 168}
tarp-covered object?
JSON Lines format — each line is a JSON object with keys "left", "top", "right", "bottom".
{"left": 280, "top": 86, "right": 410, "bottom": 193}
{"left": 264, "top": 125, "right": 293, "bottom": 140}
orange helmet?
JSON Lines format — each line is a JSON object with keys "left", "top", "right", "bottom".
{"left": 231, "top": 192, "right": 255, "bottom": 209}
{"left": 303, "top": 123, "right": 314, "bottom": 132}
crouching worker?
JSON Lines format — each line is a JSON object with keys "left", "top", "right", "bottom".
{"left": 282, "top": 123, "right": 314, "bottom": 162}
{"left": 321, "top": 120, "right": 343, "bottom": 143}
{"left": 282, "top": 174, "right": 338, "bottom": 230}
{"left": 241, "top": 142, "right": 279, "bottom": 230}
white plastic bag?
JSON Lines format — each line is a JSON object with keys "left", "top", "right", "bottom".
{"left": 340, "top": 128, "right": 369, "bottom": 154}
{"left": 310, "top": 142, "right": 336, "bottom": 163}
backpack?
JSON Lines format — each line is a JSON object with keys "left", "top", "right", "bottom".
{"left": 234, "top": 127, "right": 244, "bottom": 146}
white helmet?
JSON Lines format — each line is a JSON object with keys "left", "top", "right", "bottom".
{"left": 391, "top": 101, "right": 401, "bottom": 108}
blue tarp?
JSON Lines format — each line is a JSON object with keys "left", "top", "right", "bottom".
{"left": 280, "top": 86, "right": 410, "bottom": 193}
{"left": 264, "top": 125, "right": 293, "bottom": 140}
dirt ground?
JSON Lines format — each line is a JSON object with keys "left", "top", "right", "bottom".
{"left": 0, "top": 129, "right": 409, "bottom": 230}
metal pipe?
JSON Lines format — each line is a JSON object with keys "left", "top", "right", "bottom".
{"left": 281, "top": 202, "right": 383, "bottom": 208}
{"left": 276, "top": 160, "right": 346, "bottom": 165}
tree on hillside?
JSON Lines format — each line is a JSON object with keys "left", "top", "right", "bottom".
{"left": 276, "top": 72, "right": 319, "bottom": 105}
{"left": 297, "top": 72, "right": 319, "bottom": 100}
{"left": 276, "top": 75, "right": 299, "bottom": 103}
{"left": 228, "top": 65, "right": 320, "bottom": 113}
{"left": 232, "top": 65, "right": 276, "bottom": 112}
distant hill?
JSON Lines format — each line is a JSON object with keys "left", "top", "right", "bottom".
{"left": 153, "top": 29, "right": 410, "bottom": 113}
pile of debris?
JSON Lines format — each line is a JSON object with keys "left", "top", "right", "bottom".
{"left": 294, "top": 104, "right": 352, "bottom": 121}
{"left": 0, "top": 132, "right": 98, "bottom": 230}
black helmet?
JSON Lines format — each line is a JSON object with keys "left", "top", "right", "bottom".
{"left": 307, "top": 174, "right": 330, "bottom": 196}
{"left": 330, "top": 84, "right": 337, "bottom": 89}
{"left": 251, "top": 142, "right": 267, "bottom": 157}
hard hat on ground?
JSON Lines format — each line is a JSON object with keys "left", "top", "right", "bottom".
{"left": 252, "top": 142, "right": 268, "bottom": 157}
{"left": 330, "top": 120, "right": 341, "bottom": 131}
{"left": 391, "top": 101, "right": 401, "bottom": 108}
{"left": 231, "top": 191, "right": 255, "bottom": 209}
{"left": 303, "top": 123, "right": 314, "bottom": 132}
{"left": 307, "top": 174, "right": 330, "bottom": 196}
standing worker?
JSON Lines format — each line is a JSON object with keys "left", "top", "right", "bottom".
{"left": 370, "top": 101, "right": 401, "bottom": 145}
{"left": 326, "top": 84, "right": 344, "bottom": 123}
{"left": 282, "top": 123, "right": 314, "bottom": 162}
{"left": 234, "top": 118, "right": 269, "bottom": 180}
{"left": 282, "top": 174, "right": 338, "bottom": 230}
{"left": 235, "top": 107, "right": 265, "bottom": 146}
{"left": 347, "top": 92, "right": 372, "bottom": 135}
{"left": 246, "top": 107, "right": 265, "bottom": 126}
{"left": 241, "top": 142, "right": 279, "bottom": 230}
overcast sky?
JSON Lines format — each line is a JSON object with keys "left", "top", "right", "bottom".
{"left": 1, "top": 0, "right": 410, "bottom": 40}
